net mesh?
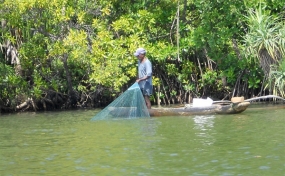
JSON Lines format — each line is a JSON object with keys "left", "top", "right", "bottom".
{"left": 91, "top": 83, "right": 150, "bottom": 120}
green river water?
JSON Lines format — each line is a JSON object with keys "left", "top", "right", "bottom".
{"left": 0, "top": 104, "right": 284, "bottom": 176}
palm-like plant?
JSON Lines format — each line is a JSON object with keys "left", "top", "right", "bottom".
{"left": 268, "top": 59, "right": 285, "bottom": 97}
{"left": 244, "top": 5, "right": 285, "bottom": 76}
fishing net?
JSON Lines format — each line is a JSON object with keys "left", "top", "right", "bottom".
{"left": 91, "top": 83, "right": 150, "bottom": 121}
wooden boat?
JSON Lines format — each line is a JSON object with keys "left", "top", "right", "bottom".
{"left": 94, "top": 95, "right": 285, "bottom": 119}
{"left": 104, "top": 102, "right": 250, "bottom": 118}
{"left": 148, "top": 102, "right": 250, "bottom": 117}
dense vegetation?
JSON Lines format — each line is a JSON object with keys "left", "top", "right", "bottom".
{"left": 1, "top": 0, "right": 285, "bottom": 112}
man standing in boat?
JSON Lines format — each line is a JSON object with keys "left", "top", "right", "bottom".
{"left": 134, "top": 48, "right": 153, "bottom": 109}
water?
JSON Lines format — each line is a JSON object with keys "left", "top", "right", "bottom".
{"left": 0, "top": 105, "right": 284, "bottom": 176}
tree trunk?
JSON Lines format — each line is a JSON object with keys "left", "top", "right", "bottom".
{"left": 157, "top": 85, "right": 161, "bottom": 106}
{"left": 62, "top": 53, "right": 78, "bottom": 107}
{"left": 62, "top": 53, "right": 73, "bottom": 92}
{"left": 259, "top": 49, "right": 278, "bottom": 77}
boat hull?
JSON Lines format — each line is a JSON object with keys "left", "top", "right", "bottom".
{"left": 149, "top": 102, "right": 250, "bottom": 117}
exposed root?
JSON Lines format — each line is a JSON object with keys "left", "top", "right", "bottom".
{"left": 16, "top": 98, "right": 38, "bottom": 111}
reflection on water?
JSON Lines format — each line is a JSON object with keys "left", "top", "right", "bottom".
{"left": 0, "top": 106, "right": 284, "bottom": 175}
{"left": 193, "top": 115, "right": 216, "bottom": 146}
{"left": 193, "top": 115, "right": 215, "bottom": 130}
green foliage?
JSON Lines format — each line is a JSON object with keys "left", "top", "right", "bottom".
{"left": 1, "top": 0, "right": 285, "bottom": 110}
{"left": 166, "top": 64, "right": 179, "bottom": 76}
{"left": 201, "top": 70, "right": 218, "bottom": 86}
{"left": 190, "top": 0, "right": 246, "bottom": 61}
{"left": 183, "top": 84, "right": 195, "bottom": 92}
{"left": 244, "top": 0, "right": 285, "bottom": 14}
{"left": 246, "top": 67, "right": 262, "bottom": 89}
{"left": 170, "top": 90, "right": 177, "bottom": 97}
{"left": 177, "top": 60, "right": 196, "bottom": 84}
{"left": 243, "top": 3, "right": 285, "bottom": 79}
{"left": 199, "top": 70, "right": 223, "bottom": 92}
{"left": 0, "top": 67, "right": 27, "bottom": 104}
{"left": 268, "top": 59, "right": 285, "bottom": 97}
{"left": 244, "top": 5, "right": 285, "bottom": 61}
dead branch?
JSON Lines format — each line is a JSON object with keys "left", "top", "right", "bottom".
{"left": 244, "top": 95, "right": 285, "bottom": 102}
{"left": 16, "top": 98, "right": 31, "bottom": 110}
{"left": 213, "top": 95, "right": 285, "bottom": 104}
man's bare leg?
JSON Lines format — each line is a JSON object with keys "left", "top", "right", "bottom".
{"left": 144, "top": 95, "right": 151, "bottom": 109}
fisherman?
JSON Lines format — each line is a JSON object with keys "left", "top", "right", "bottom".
{"left": 134, "top": 48, "right": 152, "bottom": 109}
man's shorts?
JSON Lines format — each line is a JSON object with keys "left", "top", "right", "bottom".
{"left": 141, "top": 81, "right": 153, "bottom": 96}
